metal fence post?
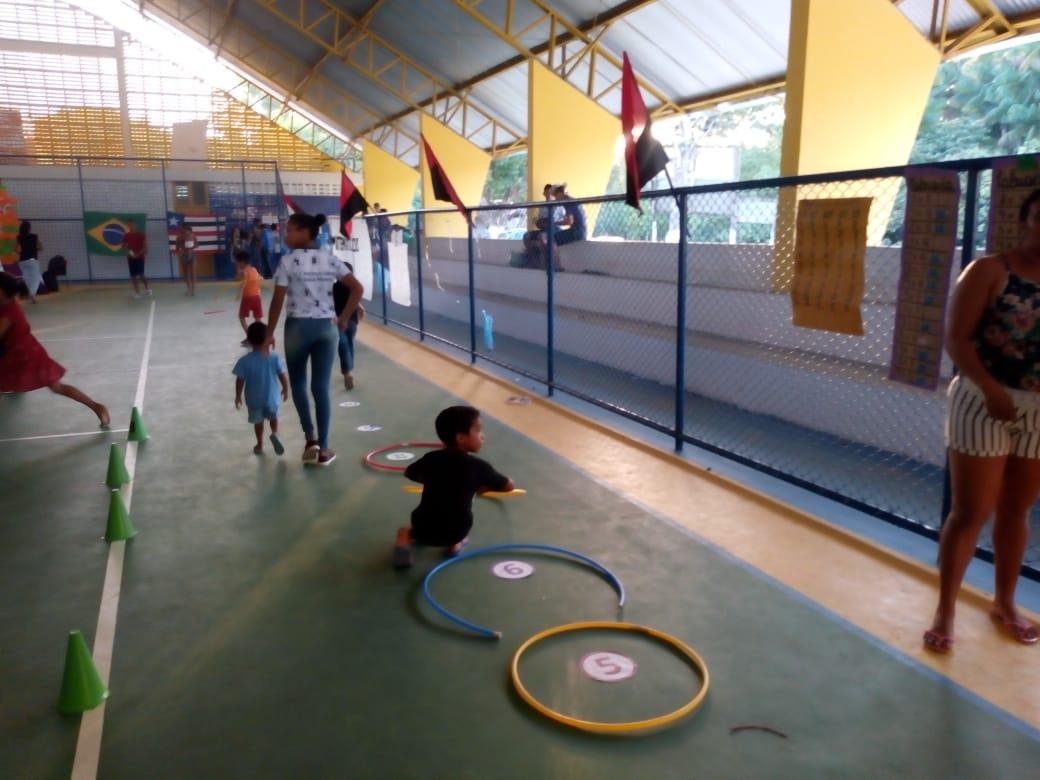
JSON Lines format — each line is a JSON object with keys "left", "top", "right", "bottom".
{"left": 239, "top": 162, "right": 248, "bottom": 224}
{"left": 546, "top": 216, "right": 556, "bottom": 396}
{"left": 415, "top": 213, "right": 425, "bottom": 341}
{"left": 378, "top": 217, "right": 388, "bottom": 325}
{"left": 468, "top": 218, "right": 476, "bottom": 364}
{"left": 76, "top": 158, "right": 93, "bottom": 282}
{"left": 940, "top": 166, "right": 982, "bottom": 528}
{"left": 675, "top": 194, "right": 688, "bottom": 452}
{"left": 160, "top": 160, "right": 173, "bottom": 280}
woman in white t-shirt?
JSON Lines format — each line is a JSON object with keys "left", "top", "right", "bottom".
{"left": 265, "top": 212, "right": 363, "bottom": 466}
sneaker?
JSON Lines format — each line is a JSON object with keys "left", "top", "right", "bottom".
{"left": 270, "top": 433, "right": 284, "bottom": 456}
{"left": 144, "top": 289, "right": 153, "bottom": 296}
{"left": 344, "top": 373, "right": 354, "bottom": 390}
{"left": 302, "top": 443, "right": 320, "bottom": 464}
{"left": 315, "top": 450, "right": 337, "bottom": 467}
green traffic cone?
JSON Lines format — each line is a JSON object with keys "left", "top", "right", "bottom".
{"left": 105, "top": 491, "right": 137, "bottom": 542}
{"left": 105, "top": 444, "right": 130, "bottom": 489}
{"left": 58, "top": 630, "right": 108, "bottom": 714}
{"left": 128, "top": 406, "right": 149, "bottom": 442}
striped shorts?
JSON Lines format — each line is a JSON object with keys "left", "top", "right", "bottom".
{"left": 945, "top": 376, "right": 1040, "bottom": 459}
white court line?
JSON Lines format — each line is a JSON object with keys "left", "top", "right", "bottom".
{"left": 0, "top": 428, "right": 129, "bottom": 444}
{"left": 71, "top": 300, "right": 154, "bottom": 780}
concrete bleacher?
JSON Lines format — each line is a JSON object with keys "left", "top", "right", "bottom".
{"left": 404, "top": 237, "right": 954, "bottom": 466}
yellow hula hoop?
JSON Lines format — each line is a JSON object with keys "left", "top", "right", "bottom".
{"left": 510, "top": 621, "right": 710, "bottom": 734}
{"left": 401, "top": 484, "right": 526, "bottom": 498}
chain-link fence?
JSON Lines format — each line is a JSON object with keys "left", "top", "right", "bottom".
{"left": 0, "top": 154, "right": 280, "bottom": 282}
{"left": 374, "top": 156, "right": 1040, "bottom": 580}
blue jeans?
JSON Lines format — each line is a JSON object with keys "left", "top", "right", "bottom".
{"left": 284, "top": 317, "right": 337, "bottom": 449}
{"left": 338, "top": 319, "right": 358, "bottom": 374}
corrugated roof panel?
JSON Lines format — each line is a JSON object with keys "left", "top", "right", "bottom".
{"left": 603, "top": 0, "right": 788, "bottom": 108}
{"left": 468, "top": 64, "right": 528, "bottom": 136}
{"left": 367, "top": 0, "right": 517, "bottom": 84}
{"left": 997, "top": 0, "right": 1040, "bottom": 18}
{"left": 896, "top": 0, "right": 981, "bottom": 35}
{"left": 320, "top": 57, "right": 411, "bottom": 117}
{"left": 233, "top": 2, "right": 326, "bottom": 64}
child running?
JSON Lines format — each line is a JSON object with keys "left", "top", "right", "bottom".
{"left": 235, "top": 250, "right": 263, "bottom": 346}
{"left": 232, "top": 321, "right": 288, "bottom": 456}
{"left": 393, "top": 406, "right": 514, "bottom": 568}
{"left": 333, "top": 271, "right": 364, "bottom": 390}
{"left": 0, "top": 272, "right": 109, "bottom": 426}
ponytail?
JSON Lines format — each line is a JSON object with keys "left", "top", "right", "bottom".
{"left": 287, "top": 211, "right": 327, "bottom": 239}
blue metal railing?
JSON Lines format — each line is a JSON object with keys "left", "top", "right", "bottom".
{"left": 363, "top": 154, "right": 1037, "bottom": 582}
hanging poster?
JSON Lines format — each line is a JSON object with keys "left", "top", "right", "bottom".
{"left": 333, "top": 216, "right": 373, "bottom": 302}
{"left": 889, "top": 170, "right": 959, "bottom": 390}
{"left": 987, "top": 155, "right": 1040, "bottom": 254}
{"left": 387, "top": 229, "right": 412, "bottom": 307}
{"left": 790, "top": 197, "right": 872, "bottom": 335}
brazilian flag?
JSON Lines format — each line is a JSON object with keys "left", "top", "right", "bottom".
{"left": 84, "top": 211, "right": 147, "bottom": 256}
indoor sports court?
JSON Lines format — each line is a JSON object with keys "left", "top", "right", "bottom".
{"left": 4, "top": 1, "right": 1040, "bottom": 778}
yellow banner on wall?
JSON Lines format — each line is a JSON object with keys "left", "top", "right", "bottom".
{"left": 790, "top": 198, "right": 872, "bottom": 335}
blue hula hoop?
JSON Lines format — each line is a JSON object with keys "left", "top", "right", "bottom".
{"left": 421, "top": 543, "right": 626, "bottom": 639}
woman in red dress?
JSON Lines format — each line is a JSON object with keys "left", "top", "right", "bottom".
{"left": 0, "top": 272, "right": 109, "bottom": 426}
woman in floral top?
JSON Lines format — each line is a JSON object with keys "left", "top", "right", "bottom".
{"left": 925, "top": 188, "right": 1040, "bottom": 652}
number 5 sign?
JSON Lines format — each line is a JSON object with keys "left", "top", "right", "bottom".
{"left": 581, "top": 652, "right": 637, "bottom": 682}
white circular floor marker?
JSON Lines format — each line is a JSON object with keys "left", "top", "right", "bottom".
{"left": 339, "top": 401, "right": 361, "bottom": 408}
{"left": 491, "top": 560, "right": 535, "bottom": 580}
{"left": 580, "top": 652, "right": 637, "bottom": 683}
{"left": 385, "top": 451, "right": 415, "bottom": 461}
{"left": 357, "top": 424, "right": 382, "bottom": 432}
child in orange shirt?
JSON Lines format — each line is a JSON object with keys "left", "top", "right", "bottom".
{"left": 235, "top": 250, "right": 263, "bottom": 346}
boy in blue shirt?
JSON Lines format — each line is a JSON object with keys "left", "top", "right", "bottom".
{"left": 233, "top": 321, "right": 289, "bottom": 455}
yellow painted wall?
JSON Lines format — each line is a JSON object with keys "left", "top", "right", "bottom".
{"left": 528, "top": 61, "right": 619, "bottom": 232}
{"left": 362, "top": 140, "right": 419, "bottom": 228}
{"left": 774, "top": 0, "right": 940, "bottom": 289}
{"left": 781, "top": 0, "right": 939, "bottom": 176}
{"left": 419, "top": 115, "right": 491, "bottom": 238}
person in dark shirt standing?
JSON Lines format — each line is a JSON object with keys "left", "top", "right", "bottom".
{"left": 393, "top": 406, "right": 514, "bottom": 568}
{"left": 121, "top": 220, "right": 152, "bottom": 298}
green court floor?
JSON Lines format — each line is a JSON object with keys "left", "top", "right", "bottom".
{"left": 2, "top": 286, "right": 1039, "bottom": 779}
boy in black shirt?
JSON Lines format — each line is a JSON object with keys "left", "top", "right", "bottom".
{"left": 393, "top": 406, "right": 513, "bottom": 568}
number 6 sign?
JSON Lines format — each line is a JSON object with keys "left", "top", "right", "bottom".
{"left": 491, "top": 560, "right": 534, "bottom": 580}
{"left": 581, "top": 651, "right": 637, "bottom": 682}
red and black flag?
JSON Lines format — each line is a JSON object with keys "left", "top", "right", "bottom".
{"left": 339, "top": 170, "right": 369, "bottom": 238}
{"left": 420, "top": 134, "right": 471, "bottom": 225}
{"left": 621, "top": 52, "right": 669, "bottom": 212}
{"left": 275, "top": 166, "right": 302, "bottom": 216}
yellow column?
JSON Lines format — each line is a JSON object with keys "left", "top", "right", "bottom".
{"left": 419, "top": 115, "right": 491, "bottom": 238}
{"left": 362, "top": 140, "right": 419, "bottom": 227}
{"left": 528, "top": 61, "right": 620, "bottom": 231}
{"left": 774, "top": 0, "right": 940, "bottom": 288}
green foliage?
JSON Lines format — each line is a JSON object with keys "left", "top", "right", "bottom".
{"left": 688, "top": 214, "right": 730, "bottom": 243}
{"left": 911, "top": 42, "right": 1040, "bottom": 163}
{"left": 482, "top": 152, "right": 527, "bottom": 203}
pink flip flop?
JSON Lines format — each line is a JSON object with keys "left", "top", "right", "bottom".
{"left": 990, "top": 612, "right": 1040, "bottom": 645}
{"left": 923, "top": 628, "right": 954, "bottom": 654}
